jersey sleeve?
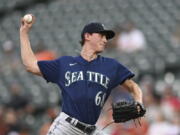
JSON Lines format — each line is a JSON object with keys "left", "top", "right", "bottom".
{"left": 37, "top": 58, "right": 60, "bottom": 83}
{"left": 113, "top": 61, "right": 135, "bottom": 87}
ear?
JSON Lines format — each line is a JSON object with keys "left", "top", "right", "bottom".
{"left": 84, "top": 33, "right": 92, "bottom": 41}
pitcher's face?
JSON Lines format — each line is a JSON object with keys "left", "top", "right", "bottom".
{"left": 88, "top": 33, "right": 107, "bottom": 53}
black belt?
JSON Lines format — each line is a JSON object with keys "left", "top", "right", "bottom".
{"left": 65, "top": 117, "right": 96, "bottom": 134}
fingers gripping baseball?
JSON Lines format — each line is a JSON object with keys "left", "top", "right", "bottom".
{"left": 20, "top": 14, "right": 35, "bottom": 33}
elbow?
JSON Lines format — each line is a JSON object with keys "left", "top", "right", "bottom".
{"left": 25, "top": 66, "right": 33, "bottom": 73}
{"left": 25, "top": 65, "right": 41, "bottom": 75}
{"left": 24, "top": 64, "right": 35, "bottom": 73}
{"left": 23, "top": 61, "right": 39, "bottom": 74}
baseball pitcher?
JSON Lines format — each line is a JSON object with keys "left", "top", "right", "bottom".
{"left": 19, "top": 15, "right": 145, "bottom": 135}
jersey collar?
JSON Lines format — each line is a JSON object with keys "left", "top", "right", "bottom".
{"left": 75, "top": 55, "right": 100, "bottom": 65}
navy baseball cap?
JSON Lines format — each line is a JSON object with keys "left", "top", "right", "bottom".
{"left": 81, "top": 22, "right": 115, "bottom": 40}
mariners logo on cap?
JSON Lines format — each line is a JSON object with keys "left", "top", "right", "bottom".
{"left": 101, "top": 24, "right": 105, "bottom": 28}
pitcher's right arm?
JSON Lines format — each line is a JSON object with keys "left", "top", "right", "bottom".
{"left": 19, "top": 15, "right": 42, "bottom": 76}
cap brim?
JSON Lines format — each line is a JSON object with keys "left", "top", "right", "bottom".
{"left": 98, "top": 30, "right": 115, "bottom": 40}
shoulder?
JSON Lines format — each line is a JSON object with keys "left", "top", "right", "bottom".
{"left": 99, "top": 56, "right": 122, "bottom": 65}
{"left": 58, "top": 56, "right": 75, "bottom": 61}
{"left": 99, "top": 56, "right": 129, "bottom": 70}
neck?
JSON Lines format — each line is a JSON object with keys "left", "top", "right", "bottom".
{"left": 80, "top": 44, "right": 97, "bottom": 62}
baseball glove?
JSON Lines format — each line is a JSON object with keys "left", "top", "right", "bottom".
{"left": 112, "top": 100, "right": 146, "bottom": 123}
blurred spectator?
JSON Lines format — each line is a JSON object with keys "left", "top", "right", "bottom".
{"left": 171, "top": 24, "right": 180, "bottom": 48}
{"left": 1, "top": 40, "right": 21, "bottom": 71}
{"left": 143, "top": 86, "right": 162, "bottom": 123}
{"left": 7, "top": 82, "right": 29, "bottom": 110}
{"left": 38, "top": 106, "right": 60, "bottom": 135}
{"left": 8, "top": 131, "right": 20, "bottom": 135}
{"left": 0, "top": 106, "right": 9, "bottom": 135}
{"left": 46, "top": 106, "right": 60, "bottom": 120}
{"left": 111, "top": 119, "right": 149, "bottom": 135}
{"left": 161, "top": 84, "right": 180, "bottom": 121}
{"left": 34, "top": 42, "right": 57, "bottom": 61}
{"left": 2, "top": 40, "right": 14, "bottom": 55}
{"left": 147, "top": 111, "right": 180, "bottom": 135}
{"left": 4, "top": 109, "right": 21, "bottom": 134}
{"left": 39, "top": 122, "right": 51, "bottom": 135}
{"left": 116, "top": 22, "right": 146, "bottom": 53}
{"left": 106, "top": 25, "right": 124, "bottom": 49}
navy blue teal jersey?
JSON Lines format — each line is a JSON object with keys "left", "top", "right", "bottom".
{"left": 37, "top": 55, "right": 134, "bottom": 125}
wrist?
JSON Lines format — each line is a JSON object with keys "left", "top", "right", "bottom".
{"left": 135, "top": 98, "right": 143, "bottom": 104}
{"left": 20, "top": 31, "right": 29, "bottom": 37}
{"left": 20, "top": 28, "right": 30, "bottom": 34}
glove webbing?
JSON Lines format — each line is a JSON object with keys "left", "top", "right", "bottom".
{"left": 133, "top": 118, "right": 141, "bottom": 127}
{"left": 102, "top": 107, "right": 142, "bottom": 131}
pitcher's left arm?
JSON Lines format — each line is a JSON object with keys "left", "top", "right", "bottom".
{"left": 121, "top": 79, "right": 143, "bottom": 103}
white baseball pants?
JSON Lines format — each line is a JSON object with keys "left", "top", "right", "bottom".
{"left": 47, "top": 112, "right": 108, "bottom": 135}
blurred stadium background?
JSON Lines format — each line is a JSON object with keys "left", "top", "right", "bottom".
{"left": 0, "top": 0, "right": 180, "bottom": 135}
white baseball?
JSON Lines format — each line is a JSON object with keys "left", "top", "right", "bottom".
{"left": 23, "top": 14, "right": 33, "bottom": 23}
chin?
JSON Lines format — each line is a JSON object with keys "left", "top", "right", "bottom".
{"left": 95, "top": 45, "right": 105, "bottom": 53}
{"left": 96, "top": 49, "right": 104, "bottom": 53}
